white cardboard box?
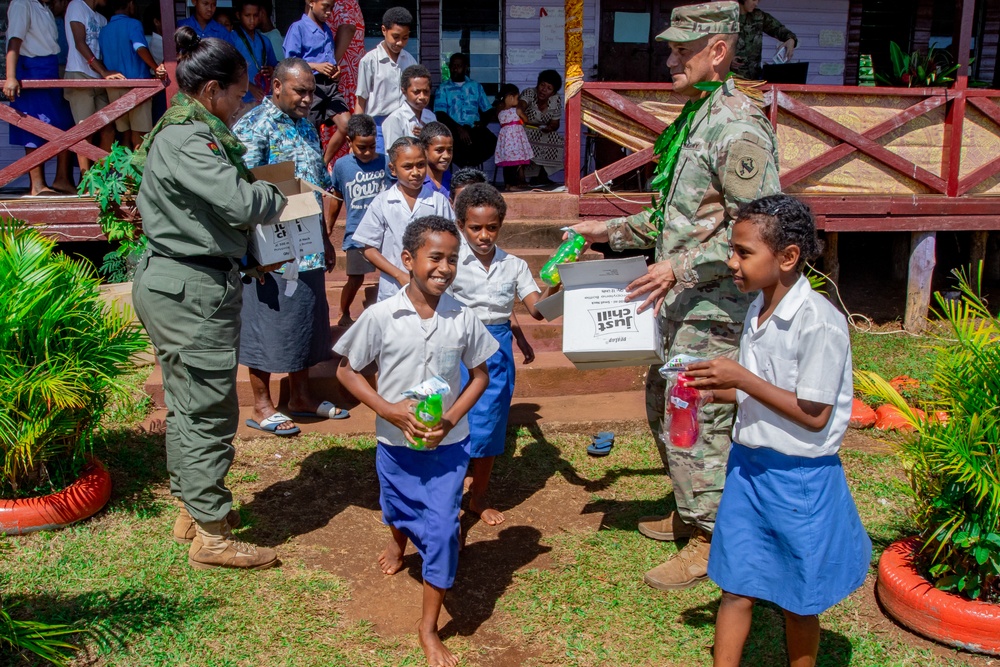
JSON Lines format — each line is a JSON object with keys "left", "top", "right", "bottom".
{"left": 247, "top": 162, "right": 327, "bottom": 265}
{"left": 536, "top": 256, "right": 663, "bottom": 370}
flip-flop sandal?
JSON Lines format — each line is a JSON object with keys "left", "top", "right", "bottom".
{"left": 290, "top": 400, "right": 349, "bottom": 420}
{"left": 246, "top": 412, "right": 301, "bottom": 436}
{"left": 587, "top": 431, "right": 615, "bottom": 457}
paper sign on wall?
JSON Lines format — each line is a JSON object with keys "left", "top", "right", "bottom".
{"left": 540, "top": 7, "right": 564, "bottom": 51}
{"left": 508, "top": 4, "right": 534, "bottom": 19}
{"left": 507, "top": 48, "right": 543, "bottom": 65}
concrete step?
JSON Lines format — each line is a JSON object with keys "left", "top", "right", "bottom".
{"left": 143, "top": 351, "right": 647, "bottom": 409}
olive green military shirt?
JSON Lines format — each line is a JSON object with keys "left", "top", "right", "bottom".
{"left": 607, "top": 78, "right": 781, "bottom": 323}
{"left": 137, "top": 120, "right": 287, "bottom": 259}
{"left": 732, "top": 8, "right": 797, "bottom": 80}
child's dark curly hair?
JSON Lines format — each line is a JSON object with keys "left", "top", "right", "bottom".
{"left": 420, "top": 121, "right": 452, "bottom": 147}
{"left": 451, "top": 167, "right": 487, "bottom": 190}
{"left": 455, "top": 183, "right": 507, "bottom": 223}
{"left": 736, "top": 194, "right": 821, "bottom": 269}
{"left": 403, "top": 215, "right": 460, "bottom": 254}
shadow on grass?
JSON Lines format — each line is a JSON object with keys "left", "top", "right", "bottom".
{"left": 681, "top": 599, "right": 854, "bottom": 667}
{"left": 239, "top": 445, "right": 380, "bottom": 547}
{"left": 1, "top": 589, "right": 207, "bottom": 666}
{"left": 92, "top": 427, "right": 170, "bottom": 520}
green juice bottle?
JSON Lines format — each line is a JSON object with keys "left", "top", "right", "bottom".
{"left": 540, "top": 230, "right": 586, "bottom": 286}
{"left": 411, "top": 393, "right": 443, "bottom": 450}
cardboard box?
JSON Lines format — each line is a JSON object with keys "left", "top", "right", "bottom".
{"left": 248, "top": 162, "right": 327, "bottom": 265}
{"left": 536, "top": 257, "right": 663, "bottom": 369}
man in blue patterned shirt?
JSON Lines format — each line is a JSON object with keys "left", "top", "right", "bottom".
{"left": 233, "top": 57, "right": 350, "bottom": 437}
{"left": 434, "top": 52, "right": 497, "bottom": 167}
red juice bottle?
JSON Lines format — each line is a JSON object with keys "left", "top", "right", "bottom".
{"left": 669, "top": 373, "right": 701, "bottom": 448}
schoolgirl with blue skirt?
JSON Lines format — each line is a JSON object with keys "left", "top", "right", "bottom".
{"left": 449, "top": 183, "right": 558, "bottom": 526}
{"left": 4, "top": 0, "right": 76, "bottom": 195}
{"left": 687, "top": 194, "right": 871, "bottom": 667}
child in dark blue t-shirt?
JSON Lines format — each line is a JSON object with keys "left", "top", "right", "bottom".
{"left": 330, "top": 114, "right": 391, "bottom": 326}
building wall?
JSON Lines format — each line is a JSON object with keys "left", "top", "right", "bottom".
{"left": 503, "top": 0, "right": 599, "bottom": 93}
{"left": 758, "top": 0, "right": 851, "bottom": 85}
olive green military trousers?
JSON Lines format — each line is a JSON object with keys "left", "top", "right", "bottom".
{"left": 132, "top": 253, "right": 242, "bottom": 524}
{"left": 645, "top": 318, "right": 742, "bottom": 534}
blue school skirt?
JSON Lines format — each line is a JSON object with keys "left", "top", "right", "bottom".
{"left": 707, "top": 442, "right": 872, "bottom": 616}
{"left": 376, "top": 437, "right": 471, "bottom": 590}
{"left": 9, "top": 55, "right": 73, "bottom": 148}
{"left": 460, "top": 322, "right": 514, "bottom": 459}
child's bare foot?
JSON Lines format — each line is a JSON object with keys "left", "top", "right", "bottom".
{"left": 378, "top": 542, "right": 404, "bottom": 575}
{"left": 469, "top": 496, "right": 505, "bottom": 526}
{"left": 336, "top": 314, "right": 354, "bottom": 327}
{"left": 418, "top": 624, "right": 459, "bottom": 667}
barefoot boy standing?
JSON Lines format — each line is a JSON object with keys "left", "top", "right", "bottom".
{"left": 335, "top": 216, "right": 497, "bottom": 666}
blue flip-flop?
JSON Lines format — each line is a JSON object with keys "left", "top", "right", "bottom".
{"left": 246, "top": 412, "right": 301, "bottom": 437}
{"left": 587, "top": 431, "right": 615, "bottom": 457}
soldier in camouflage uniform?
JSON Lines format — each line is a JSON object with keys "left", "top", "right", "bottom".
{"left": 572, "top": 1, "right": 781, "bottom": 591}
{"left": 732, "top": 0, "right": 797, "bottom": 80}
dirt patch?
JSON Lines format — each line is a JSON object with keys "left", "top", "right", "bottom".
{"left": 843, "top": 428, "right": 895, "bottom": 454}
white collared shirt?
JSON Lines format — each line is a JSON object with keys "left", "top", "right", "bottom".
{"left": 333, "top": 288, "right": 499, "bottom": 447}
{"left": 449, "top": 238, "right": 540, "bottom": 325}
{"left": 355, "top": 42, "right": 417, "bottom": 117}
{"left": 381, "top": 104, "right": 437, "bottom": 154}
{"left": 351, "top": 183, "right": 455, "bottom": 301}
{"left": 7, "top": 0, "right": 61, "bottom": 58}
{"left": 732, "top": 274, "right": 854, "bottom": 458}
{"left": 64, "top": 0, "right": 106, "bottom": 76}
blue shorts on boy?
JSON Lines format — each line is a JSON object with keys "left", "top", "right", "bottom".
{"left": 350, "top": 183, "right": 455, "bottom": 301}
{"left": 228, "top": 27, "right": 277, "bottom": 103}
{"left": 450, "top": 238, "right": 540, "bottom": 458}
{"left": 331, "top": 153, "right": 390, "bottom": 251}
{"left": 333, "top": 288, "right": 498, "bottom": 588}
{"left": 707, "top": 275, "right": 872, "bottom": 616}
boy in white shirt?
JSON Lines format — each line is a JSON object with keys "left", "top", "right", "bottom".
{"left": 380, "top": 63, "right": 434, "bottom": 151}
{"left": 354, "top": 6, "right": 416, "bottom": 152}
{"left": 335, "top": 215, "right": 497, "bottom": 667}
{"left": 352, "top": 137, "right": 454, "bottom": 302}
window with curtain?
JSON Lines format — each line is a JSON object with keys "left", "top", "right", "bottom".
{"left": 440, "top": 0, "right": 501, "bottom": 96}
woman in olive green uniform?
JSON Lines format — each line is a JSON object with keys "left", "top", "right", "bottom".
{"left": 131, "top": 27, "right": 286, "bottom": 570}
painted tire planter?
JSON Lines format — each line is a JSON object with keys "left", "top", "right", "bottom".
{"left": 0, "top": 459, "right": 112, "bottom": 535}
{"left": 877, "top": 537, "right": 1000, "bottom": 656}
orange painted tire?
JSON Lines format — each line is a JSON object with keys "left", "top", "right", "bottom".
{"left": 877, "top": 537, "right": 1000, "bottom": 656}
{"left": 0, "top": 459, "right": 112, "bottom": 535}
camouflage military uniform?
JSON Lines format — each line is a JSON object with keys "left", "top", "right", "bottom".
{"left": 606, "top": 78, "right": 780, "bottom": 533}
{"left": 732, "top": 8, "right": 797, "bottom": 80}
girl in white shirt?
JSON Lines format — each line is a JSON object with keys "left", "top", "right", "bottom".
{"left": 686, "top": 194, "right": 871, "bottom": 667}
{"left": 448, "top": 183, "right": 557, "bottom": 525}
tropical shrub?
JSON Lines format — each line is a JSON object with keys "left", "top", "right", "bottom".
{"left": 77, "top": 142, "right": 145, "bottom": 283}
{"left": 876, "top": 41, "right": 964, "bottom": 87}
{"left": 0, "top": 602, "right": 81, "bottom": 666}
{"left": 855, "top": 265, "right": 1000, "bottom": 602}
{"left": 0, "top": 220, "right": 147, "bottom": 497}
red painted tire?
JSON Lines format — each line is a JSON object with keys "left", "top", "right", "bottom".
{"left": 877, "top": 537, "right": 1000, "bottom": 656}
{"left": 0, "top": 459, "right": 112, "bottom": 535}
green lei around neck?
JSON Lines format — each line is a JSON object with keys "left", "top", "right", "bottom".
{"left": 131, "top": 92, "right": 253, "bottom": 182}
{"left": 645, "top": 79, "right": 725, "bottom": 235}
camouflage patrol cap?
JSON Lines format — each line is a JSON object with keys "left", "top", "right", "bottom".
{"left": 656, "top": 2, "right": 740, "bottom": 43}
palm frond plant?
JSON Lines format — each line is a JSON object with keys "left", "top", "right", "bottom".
{"left": 855, "top": 264, "right": 1000, "bottom": 602}
{"left": 0, "top": 219, "right": 147, "bottom": 497}
{"left": 77, "top": 142, "right": 145, "bottom": 283}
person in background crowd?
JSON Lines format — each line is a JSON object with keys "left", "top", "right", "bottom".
{"left": 63, "top": 0, "right": 123, "bottom": 173}
{"left": 143, "top": 3, "right": 163, "bottom": 64}
{"left": 449, "top": 166, "right": 486, "bottom": 204}
{"left": 51, "top": 0, "right": 69, "bottom": 72}
{"left": 381, "top": 63, "right": 434, "bottom": 152}
{"left": 131, "top": 26, "right": 286, "bottom": 570}
{"left": 257, "top": 0, "right": 283, "bottom": 60}
{"left": 570, "top": 1, "right": 781, "bottom": 593}
{"left": 421, "top": 121, "right": 453, "bottom": 198}
{"left": 99, "top": 0, "right": 166, "bottom": 149}
{"left": 178, "top": 0, "right": 229, "bottom": 40}
{"left": 284, "top": 0, "right": 352, "bottom": 162}
{"left": 354, "top": 6, "right": 416, "bottom": 153}
{"left": 321, "top": 0, "right": 365, "bottom": 165}
{"left": 494, "top": 83, "right": 533, "bottom": 191}
{"left": 731, "top": 0, "right": 796, "bottom": 79}
{"left": 234, "top": 57, "right": 349, "bottom": 434}
{"left": 519, "top": 69, "right": 563, "bottom": 186}
{"left": 434, "top": 52, "right": 497, "bottom": 168}
{"left": 228, "top": 0, "right": 276, "bottom": 105}
{"left": 213, "top": 7, "right": 234, "bottom": 32}
{"left": 4, "top": 0, "right": 77, "bottom": 195}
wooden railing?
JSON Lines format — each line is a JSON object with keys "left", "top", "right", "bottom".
{"left": 566, "top": 82, "right": 1000, "bottom": 231}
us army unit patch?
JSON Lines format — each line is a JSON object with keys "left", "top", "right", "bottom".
{"left": 725, "top": 138, "right": 771, "bottom": 200}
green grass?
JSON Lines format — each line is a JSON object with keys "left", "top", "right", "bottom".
{"left": 0, "top": 399, "right": 988, "bottom": 666}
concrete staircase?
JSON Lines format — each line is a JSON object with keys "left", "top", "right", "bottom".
{"left": 144, "top": 192, "right": 649, "bottom": 434}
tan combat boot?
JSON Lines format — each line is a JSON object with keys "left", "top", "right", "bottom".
{"left": 188, "top": 520, "right": 278, "bottom": 571}
{"left": 172, "top": 506, "right": 241, "bottom": 544}
{"left": 637, "top": 511, "right": 695, "bottom": 542}
{"left": 643, "top": 527, "right": 711, "bottom": 591}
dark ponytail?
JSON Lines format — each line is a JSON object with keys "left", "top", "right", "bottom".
{"left": 174, "top": 26, "right": 247, "bottom": 94}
